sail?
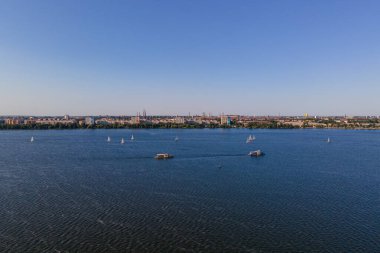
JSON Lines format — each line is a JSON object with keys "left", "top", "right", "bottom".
{"left": 246, "top": 134, "right": 255, "bottom": 143}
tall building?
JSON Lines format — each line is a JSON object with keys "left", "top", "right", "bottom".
{"left": 220, "top": 115, "right": 231, "bottom": 125}
{"left": 143, "top": 109, "right": 147, "bottom": 119}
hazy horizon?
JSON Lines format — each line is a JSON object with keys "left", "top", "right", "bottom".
{"left": 1, "top": 0, "right": 380, "bottom": 116}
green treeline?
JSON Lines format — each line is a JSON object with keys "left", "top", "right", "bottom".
{"left": 0, "top": 121, "right": 298, "bottom": 130}
{"left": 1, "top": 119, "right": 379, "bottom": 130}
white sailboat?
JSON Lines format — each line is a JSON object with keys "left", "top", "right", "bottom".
{"left": 107, "top": 136, "right": 111, "bottom": 142}
{"left": 327, "top": 137, "right": 331, "bottom": 143}
{"left": 246, "top": 134, "right": 256, "bottom": 144}
{"left": 174, "top": 136, "right": 179, "bottom": 141}
{"left": 121, "top": 138, "right": 125, "bottom": 144}
{"left": 30, "top": 136, "right": 34, "bottom": 142}
{"left": 131, "top": 134, "right": 134, "bottom": 141}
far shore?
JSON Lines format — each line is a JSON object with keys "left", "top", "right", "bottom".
{"left": 1, "top": 126, "right": 379, "bottom": 131}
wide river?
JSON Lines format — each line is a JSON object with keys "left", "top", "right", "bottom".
{"left": 0, "top": 129, "right": 379, "bottom": 252}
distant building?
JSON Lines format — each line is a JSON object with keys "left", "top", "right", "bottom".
{"left": 5, "top": 118, "right": 21, "bottom": 125}
{"left": 64, "top": 115, "right": 70, "bottom": 120}
{"left": 143, "top": 109, "right": 147, "bottom": 119}
{"left": 228, "top": 115, "right": 240, "bottom": 122}
{"left": 96, "top": 118, "right": 112, "bottom": 125}
{"left": 24, "top": 117, "right": 36, "bottom": 125}
{"left": 220, "top": 115, "right": 231, "bottom": 125}
{"left": 174, "top": 117, "right": 185, "bottom": 124}
{"left": 85, "top": 117, "right": 95, "bottom": 125}
{"left": 130, "top": 116, "right": 140, "bottom": 124}
{"left": 34, "top": 117, "right": 75, "bottom": 125}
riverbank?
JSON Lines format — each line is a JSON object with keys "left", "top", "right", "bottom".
{"left": 1, "top": 123, "right": 379, "bottom": 130}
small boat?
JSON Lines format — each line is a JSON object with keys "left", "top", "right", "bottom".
{"left": 246, "top": 134, "right": 256, "bottom": 143}
{"left": 131, "top": 134, "right": 134, "bottom": 141}
{"left": 121, "top": 138, "right": 125, "bottom": 144}
{"left": 154, "top": 153, "right": 174, "bottom": 159}
{"left": 174, "top": 136, "right": 179, "bottom": 141}
{"left": 107, "top": 136, "right": 111, "bottom": 142}
{"left": 30, "top": 137, "right": 34, "bottom": 142}
{"left": 327, "top": 138, "right": 331, "bottom": 143}
{"left": 248, "top": 150, "right": 264, "bottom": 157}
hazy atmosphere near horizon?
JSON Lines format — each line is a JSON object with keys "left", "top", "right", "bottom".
{"left": 1, "top": 0, "right": 380, "bottom": 116}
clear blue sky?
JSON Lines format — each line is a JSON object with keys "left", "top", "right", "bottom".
{"left": 1, "top": 0, "right": 379, "bottom": 116}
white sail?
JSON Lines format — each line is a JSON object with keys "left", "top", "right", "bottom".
{"left": 30, "top": 137, "right": 34, "bottom": 142}
{"left": 131, "top": 134, "right": 134, "bottom": 141}
{"left": 246, "top": 134, "right": 255, "bottom": 143}
{"left": 107, "top": 136, "right": 111, "bottom": 142}
{"left": 121, "top": 138, "right": 125, "bottom": 144}
{"left": 175, "top": 136, "right": 179, "bottom": 141}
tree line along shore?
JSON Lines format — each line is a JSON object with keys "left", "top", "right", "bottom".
{"left": 1, "top": 119, "right": 380, "bottom": 130}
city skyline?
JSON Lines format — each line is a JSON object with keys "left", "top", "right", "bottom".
{"left": 2, "top": 113, "right": 380, "bottom": 130}
{"left": 1, "top": 112, "right": 380, "bottom": 117}
{"left": 1, "top": 0, "right": 380, "bottom": 116}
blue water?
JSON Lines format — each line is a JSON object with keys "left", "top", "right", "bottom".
{"left": 0, "top": 129, "right": 379, "bottom": 252}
